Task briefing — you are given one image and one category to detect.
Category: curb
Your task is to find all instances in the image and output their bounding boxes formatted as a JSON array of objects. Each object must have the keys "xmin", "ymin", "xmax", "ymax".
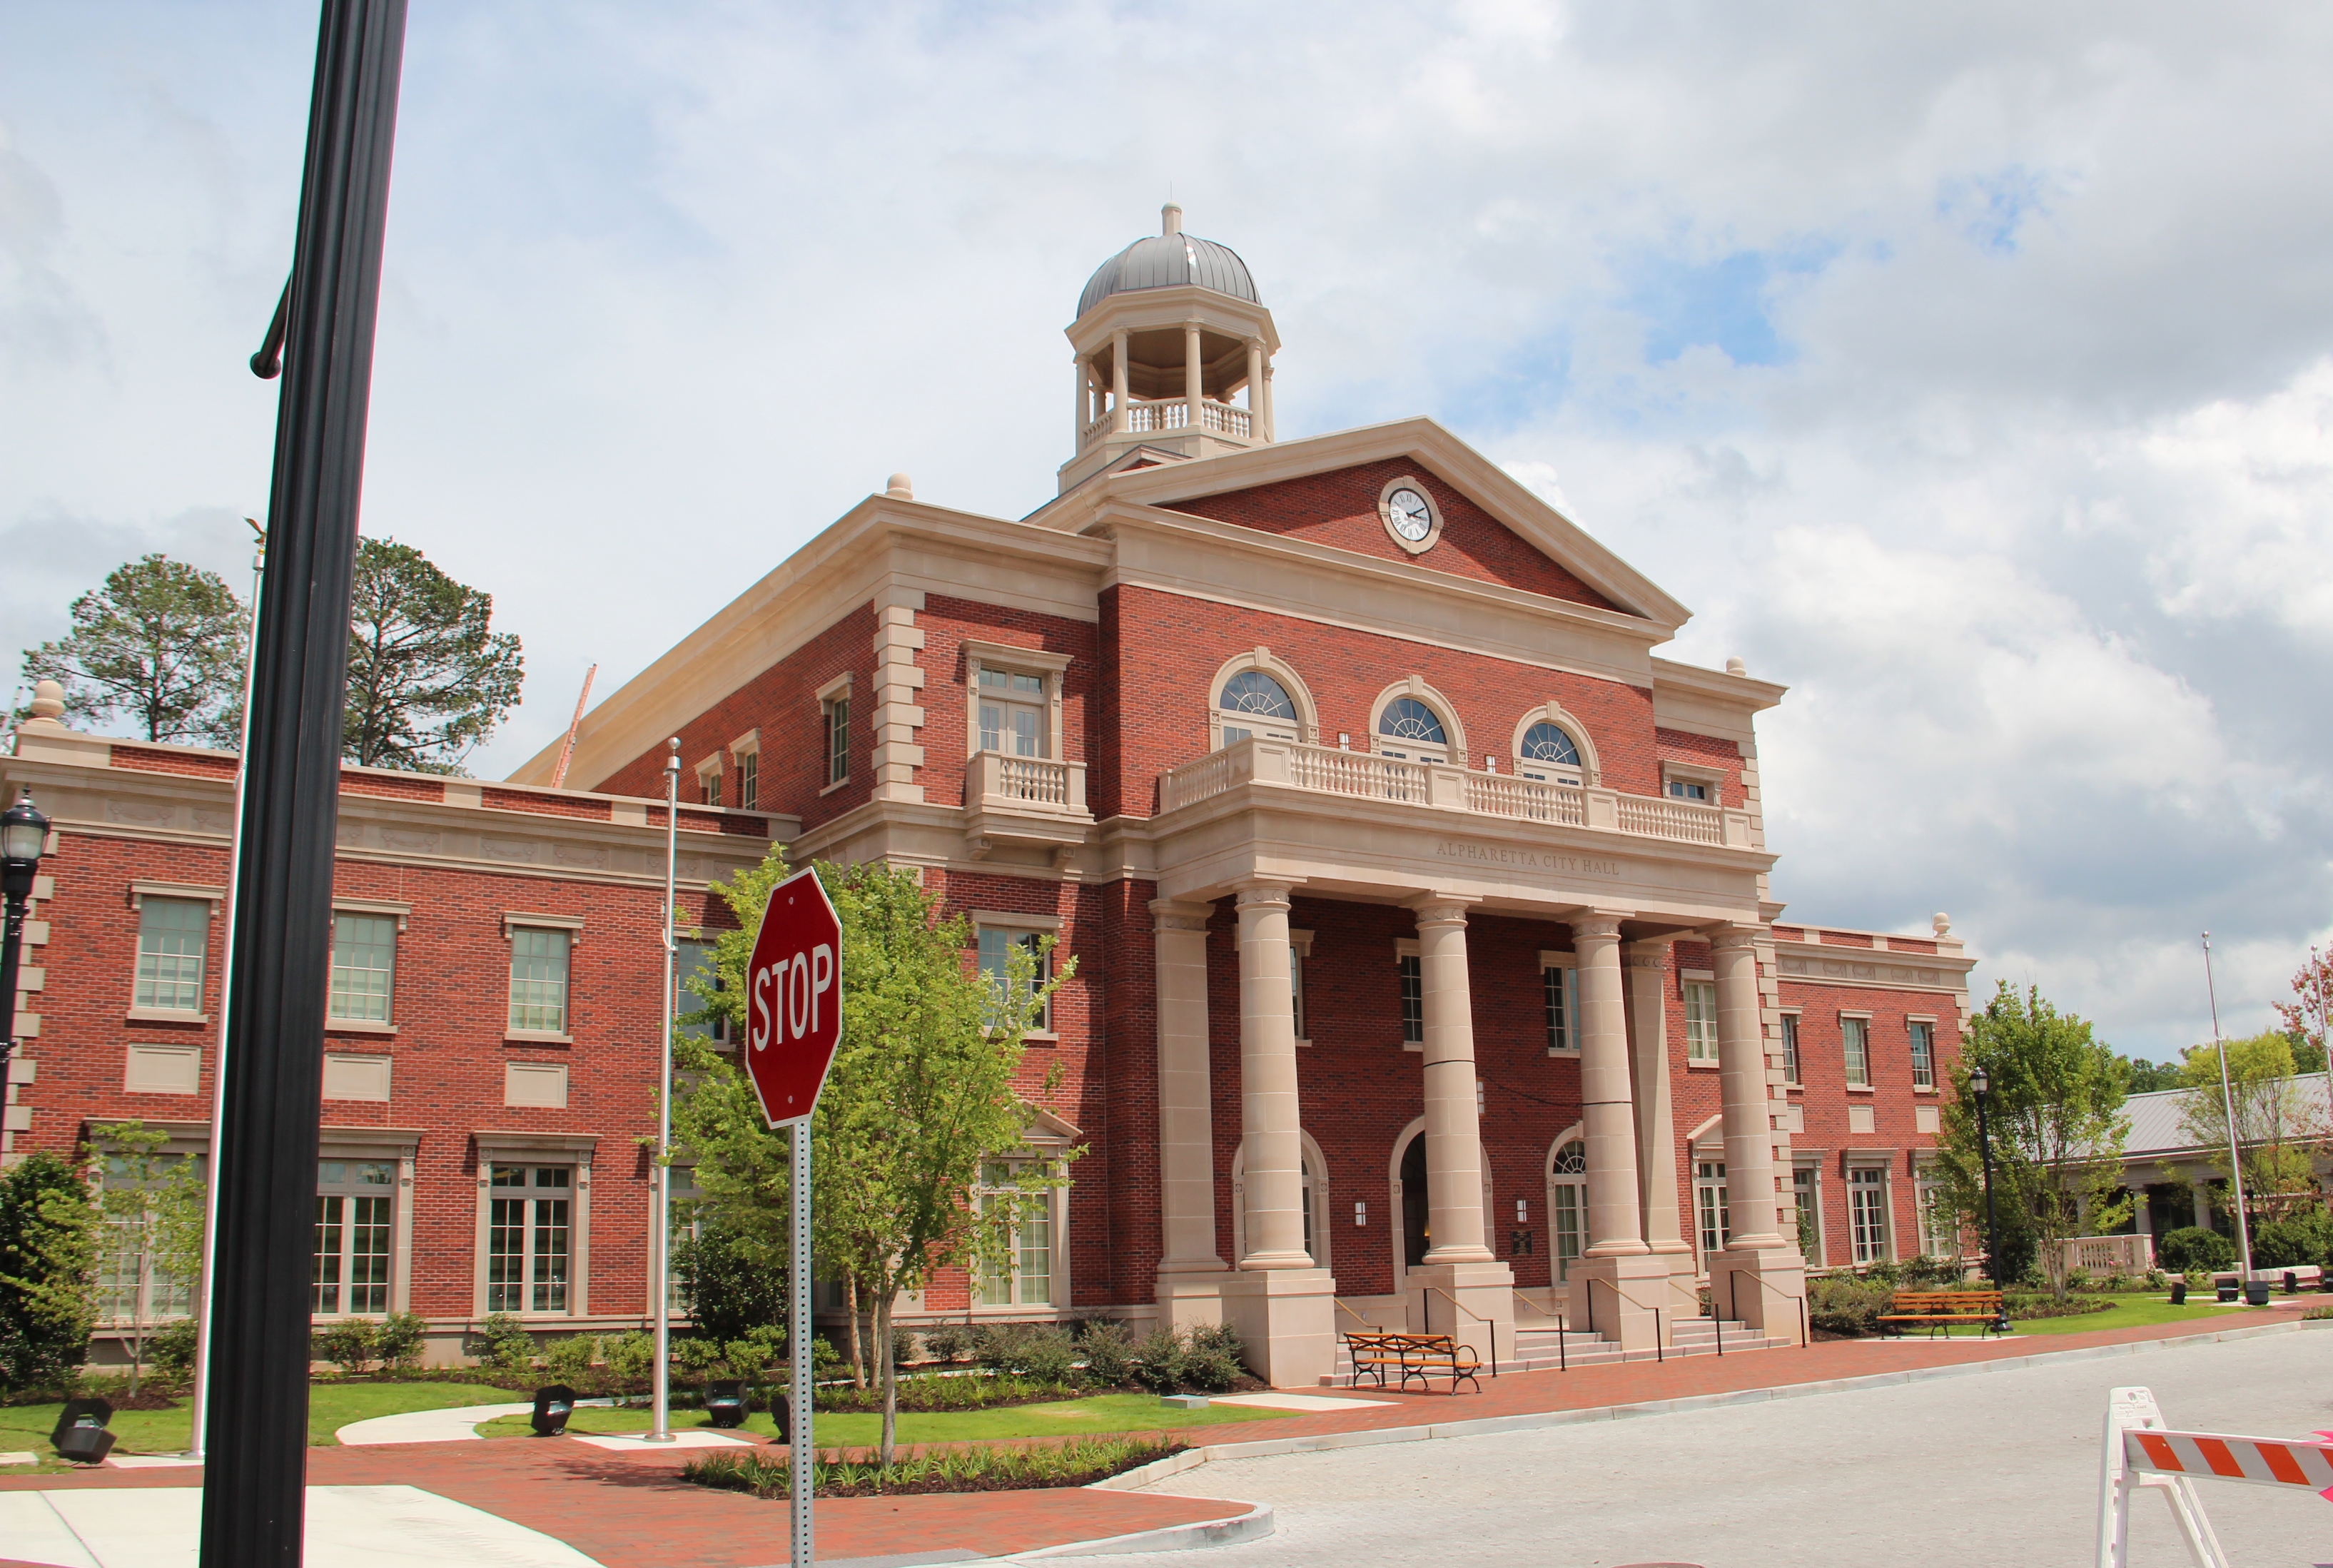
[
  {"xmin": 1091, "ymin": 1317, "xmax": 2327, "ymax": 1490},
  {"xmin": 1011, "ymin": 1500, "xmax": 1275, "ymax": 1559}
]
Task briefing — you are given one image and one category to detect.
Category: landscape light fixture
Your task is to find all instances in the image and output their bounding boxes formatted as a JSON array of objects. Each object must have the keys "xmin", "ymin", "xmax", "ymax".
[
  {"xmin": 531, "ymin": 1385, "xmax": 576, "ymax": 1437},
  {"xmin": 0, "ymin": 789, "xmax": 51, "ymax": 1086},
  {"xmin": 704, "ymin": 1379, "xmax": 747, "ymax": 1430},
  {"xmin": 1969, "ymin": 1065, "xmax": 2011, "ymax": 1332},
  {"xmin": 50, "ymin": 1397, "xmax": 114, "ymax": 1465}
]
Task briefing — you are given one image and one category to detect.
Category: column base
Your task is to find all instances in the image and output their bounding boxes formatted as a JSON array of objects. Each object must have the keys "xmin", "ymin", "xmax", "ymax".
[
  {"xmin": 1154, "ymin": 1270, "xmax": 1229, "ymax": 1334},
  {"xmin": 1568, "ymin": 1252, "xmax": 1676, "ymax": 1352},
  {"xmin": 1404, "ymin": 1259, "xmax": 1516, "ymax": 1365},
  {"xmin": 1707, "ymin": 1245, "xmax": 1806, "ymax": 1338},
  {"xmin": 1215, "ymin": 1267, "xmax": 1337, "ymax": 1389},
  {"xmin": 1649, "ymin": 1242, "xmax": 1700, "ymax": 1322}
]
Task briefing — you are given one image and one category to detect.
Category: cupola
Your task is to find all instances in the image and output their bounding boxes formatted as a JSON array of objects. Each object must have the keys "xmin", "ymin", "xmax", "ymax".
[{"xmin": 1058, "ymin": 204, "xmax": 1280, "ymax": 492}]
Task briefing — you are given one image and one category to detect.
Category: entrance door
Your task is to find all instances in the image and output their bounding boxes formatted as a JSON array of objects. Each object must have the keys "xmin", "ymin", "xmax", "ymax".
[{"xmin": 1399, "ymin": 1132, "xmax": 1429, "ymax": 1269}]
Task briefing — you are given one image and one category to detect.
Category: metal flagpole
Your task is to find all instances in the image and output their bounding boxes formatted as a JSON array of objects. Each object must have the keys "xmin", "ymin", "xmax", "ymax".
[
  {"xmin": 185, "ymin": 525, "xmax": 266, "ymax": 1460},
  {"xmin": 792, "ymin": 1117, "xmax": 814, "ymax": 1565},
  {"xmin": 2202, "ymin": 933, "xmax": 2252, "ymax": 1279},
  {"xmin": 649, "ymin": 740, "xmax": 680, "ymax": 1443}
]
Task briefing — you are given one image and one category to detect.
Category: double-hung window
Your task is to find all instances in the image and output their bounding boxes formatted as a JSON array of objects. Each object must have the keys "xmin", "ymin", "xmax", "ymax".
[
  {"xmin": 1842, "ymin": 1016, "xmax": 1871, "ymax": 1087},
  {"xmin": 978, "ymin": 1160, "xmax": 1054, "ymax": 1307},
  {"xmin": 978, "ymin": 926, "xmax": 1053, "ymax": 1033},
  {"xmin": 1793, "ymin": 1166, "xmax": 1823, "ymax": 1265},
  {"xmin": 1849, "ymin": 1167, "xmax": 1890, "ymax": 1264},
  {"xmin": 1397, "ymin": 949, "xmax": 1423, "ymax": 1045},
  {"xmin": 1684, "ymin": 979, "xmax": 1719, "ymax": 1063},
  {"xmin": 1288, "ymin": 931, "xmax": 1310, "ymax": 1042},
  {"xmin": 1542, "ymin": 958, "xmax": 1580, "ymax": 1054},
  {"xmin": 134, "ymin": 896, "xmax": 208, "ymax": 1013},
  {"xmin": 329, "ymin": 914, "xmax": 398, "ymax": 1025},
  {"xmin": 1909, "ymin": 1020, "xmax": 1935, "ymax": 1088},
  {"xmin": 314, "ymin": 1160, "xmax": 394, "ymax": 1315},
  {"xmin": 824, "ymin": 695, "xmax": 850, "ymax": 784},
  {"xmin": 1695, "ymin": 1160, "xmax": 1731, "ymax": 1257},
  {"xmin": 674, "ymin": 938, "xmax": 733, "ymax": 1047},
  {"xmin": 1781, "ymin": 1013, "xmax": 1801, "ymax": 1083},
  {"xmin": 487, "ymin": 1165, "xmax": 572, "ymax": 1313},
  {"xmin": 96, "ymin": 1151, "xmax": 202, "ymax": 1324},
  {"xmin": 508, "ymin": 926, "xmax": 572, "ymax": 1034},
  {"xmin": 735, "ymin": 748, "xmax": 760, "ymax": 811},
  {"xmin": 1915, "ymin": 1169, "xmax": 1956, "ymax": 1259}
]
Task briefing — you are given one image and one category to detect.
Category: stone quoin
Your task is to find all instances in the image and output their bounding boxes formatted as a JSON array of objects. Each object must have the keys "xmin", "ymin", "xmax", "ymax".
[{"xmin": 4, "ymin": 206, "xmax": 1975, "ymax": 1382}]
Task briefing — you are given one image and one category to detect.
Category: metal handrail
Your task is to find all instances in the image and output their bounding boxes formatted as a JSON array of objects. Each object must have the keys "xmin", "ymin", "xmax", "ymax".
[
  {"xmin": 1511, "ymin": 1290, "xmax": 1569, "ymax": 1372},
  {"xmin": 1582, "ymin": 1275, "xmax": 1666, "ymax": 1362},
  {"xmin": 1726, "ymin": 1268, "xmax": 1811, "ymax": 1348},
  {"xmin": 1332, "ymin": 1295, "xmax": 1375, "ymax": 1327},
  {"xmin": 1422, "ymin": 1286, "xmax": 1499, "ymax": 1377}
]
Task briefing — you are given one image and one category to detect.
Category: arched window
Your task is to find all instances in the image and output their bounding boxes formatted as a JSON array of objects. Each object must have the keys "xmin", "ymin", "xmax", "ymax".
[
  {"xmin": 1377, "ymin": 697, "xmax": 1449, "ymax": 762},
  {"xmin": 1218, "ymin": 669, "xmax": 1300, "ymax": 746},
  {"xmin": 1548, "ymin": 1141, "xmax": 1588, "ymax": 1282},
  {"xmin": 1519, "ymin": 722, "xmax": 1583, "ymax": 784}
]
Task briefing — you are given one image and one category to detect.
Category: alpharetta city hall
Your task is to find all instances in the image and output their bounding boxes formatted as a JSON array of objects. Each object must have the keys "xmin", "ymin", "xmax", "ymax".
[{"xmin": 6, "ymin": 207, "xmax": 1975, "ymax": 1385}]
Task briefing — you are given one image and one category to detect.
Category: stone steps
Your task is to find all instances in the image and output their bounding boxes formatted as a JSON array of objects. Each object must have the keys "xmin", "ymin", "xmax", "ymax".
[{"xmin": 1323, "ymin": 1319, "xmax": 1791, "ymax": 1385}]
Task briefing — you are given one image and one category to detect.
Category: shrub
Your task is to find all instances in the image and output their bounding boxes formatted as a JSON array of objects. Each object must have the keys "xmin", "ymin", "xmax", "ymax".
[
  {"xmin": 921, "ymin": 1323, "xmax": 970, "ymax": 1363},
  {"xmin": 1076, "ymin": 1320, "xmax": 1136, "ymax": 1386},
  {"xmin": 972, "ymin": 1324, "xmax": 1078, "ymax": 1384},
  {"xmin": 540, "ymin": 1334, "xmax": 599, "ymax": 1382},
  {"xmin": 1807, "ymin": 1275, "xmax": 1893, "ymax": 1337},
  {"xmin": 150, "ymin": 1317, "xmax": 200, "ymax": 1379},
  {"xmin": 812, "ymin": 1372, "xmax": 1079, "ymax": 1413},
  {"xmin": 475, "ymin": 1312, "xmax": 537, "ymax": 1373},
  {"xmin": 684, "ymin": 1435, "xmax": 1176, "ymax": 1499},
  {"xmin": 1129, "ymin": 1327, "xmax": 1186, "ymax": 1392},
  {"xmin": 378, "ymin": 1311, "xmax": 429, "ymax": 1371},
  {"xmin": 724, "ymin": 1337, "xmax": 774, "ymax": 1380},
  {"xmin": 2303, "ymin": 1305, "xmax": 2333, "ymax": 1321},
  {"xmin": 675, "ymin": 1220, "xmax": 787, "ymax": 1347},
  {"xmin": 314, "ymin": 1317, "xmax": 380, "ymax": 1376},
  {"xmin": 2251, "ymin": 1212, "xmax": 2333, "ymax": 1270},
  {"xmin": 1901, "ymin": 1255, "xmax": 1970, "ymax": 1289},
  {"xmin": 2157, "ymin": 1227, "xmax": 2237, "ymax": 1273},
  {"xmin": 601, "ymin": 1330, "xmax": 655, "ymax": 1384},
  {"xmin": 891, "ymin": 1324, "xmax": 918, "ymax": 1370},
  {"xmin": 0, "ymin": 1150, "xmax": 98, "ymax": 1395},
  {"xmin": 673, "ymin": 1336, "xmax": 724, "ymax": 1377}
]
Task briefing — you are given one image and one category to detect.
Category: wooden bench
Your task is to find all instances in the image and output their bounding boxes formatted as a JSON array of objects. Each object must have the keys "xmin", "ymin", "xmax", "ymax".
[
  {"xmin": 1876, "ymin": 1289, "xmax": 2007, "ymax": 1338},
  {"xmin": 1344, "ymin": 1331, "xmax": 1484, "ymax": 1394}
]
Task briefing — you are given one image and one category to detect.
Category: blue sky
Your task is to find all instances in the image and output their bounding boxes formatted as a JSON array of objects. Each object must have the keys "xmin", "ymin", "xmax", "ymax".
[{"xmin": 6, "ymin": 0, "xmax": 2333, "ymax": 1059}]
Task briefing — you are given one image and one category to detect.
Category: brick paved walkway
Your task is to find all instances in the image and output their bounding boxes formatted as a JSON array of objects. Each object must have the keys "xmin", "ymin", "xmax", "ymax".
[{"xmin": 0, "ymin": 1300, "xmax": 2312, "ymax": 1567}]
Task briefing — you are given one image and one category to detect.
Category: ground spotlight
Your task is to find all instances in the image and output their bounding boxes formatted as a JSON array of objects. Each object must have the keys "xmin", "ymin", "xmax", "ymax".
[
  {"xmin": 51, "ymin": 1397, "xmax": 114, "ymax": 1465},
  {"xmin": 704, "ymin": 1379, "xmax": 747, "ymax": 1430},
  {"xmin": 532, "ymin": 1384, "xmax": 576, "ymax": 1437}
]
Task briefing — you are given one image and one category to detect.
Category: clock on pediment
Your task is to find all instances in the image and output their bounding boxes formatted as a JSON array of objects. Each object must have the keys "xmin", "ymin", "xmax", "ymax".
[{"xmin": 1377, "ymin": 476, "xmax": 1443, "ymax": 555}]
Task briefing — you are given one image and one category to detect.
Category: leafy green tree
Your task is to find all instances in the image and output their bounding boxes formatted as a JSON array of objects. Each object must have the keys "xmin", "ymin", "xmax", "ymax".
[
  {"xmin": 2277, "ymin": 948, "xmax": 2333, "ymax": 1078},
  {"xmin": 672, "ymin": 851, "xmax": 1073, "ymax": 1465},
  {"xmin": 342, "ymin": 536, "xmax": 524, "ymax": 774},
  {"xmin": 0, "ymin": 1150, "xmax": 98, "ymax": 1394},
  {"xmin": 1935, "ymin": 983, "xmax": 2132, "ymax": 1300},
  {"xmin": 674, "ymin": 1215, "xmax": 788, "ymax": 1347},
  {"xmin": 2172, "ymin": 1032, "xmax": 2327, "ymax": 1251},
  {"xmin": 2120, "ymin": 1053, "xmax": 2185, "ymax": 1094},
  {"xmin": 21, "ymin": 555, "xmax": 247, "ymax": 744}
]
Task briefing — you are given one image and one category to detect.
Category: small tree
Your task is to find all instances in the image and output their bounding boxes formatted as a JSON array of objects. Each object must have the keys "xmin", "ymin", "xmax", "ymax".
[
  {"xmin": 1935, "ymin": 984, "xmax": 2132, "ymax": 1300},
  {"xmin": 672, "ymin": 851, "xmax": 1074, "ymax": 1465},
  {"xmin": 2277, "ymin": 947, "xmax": 2333, "ymax": 1082},
  {"xmin": 2174, "ymin": 1031, "xmax": 2327, "ymax": 1252},
  {"xmin": 342, "ymin": 536, "xmax": 525, "ymax": 774},
  {"xmin": 88, "ymin": 1122, "xmax": 201, "ymax": 1395},
  {"xmin": 21, "ymin": 554, "xmax": 248, "ymax": 745},
  {"xmin": 0, "ymin": 1150, "xmax": 98, "ymax": 1394}
]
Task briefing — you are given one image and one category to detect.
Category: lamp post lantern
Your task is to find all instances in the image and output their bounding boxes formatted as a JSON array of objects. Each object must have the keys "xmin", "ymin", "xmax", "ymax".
[
  {"xmin": 1, "ymin": 789, "xmax": 51, "ymax": 1096},
  {"xmin": 1970, "ymin": 1063, "xmax": 2010, "ymax": 1332}
]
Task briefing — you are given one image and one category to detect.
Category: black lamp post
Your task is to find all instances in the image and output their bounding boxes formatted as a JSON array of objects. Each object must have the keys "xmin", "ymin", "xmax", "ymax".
[
  {"xmin": 0, "ymin": 789, "xmax": 51, "ymax": 1091},
  {"xmin": 1971, "ymin": 1064, "xmax": 2011, "ymax": 1333}
]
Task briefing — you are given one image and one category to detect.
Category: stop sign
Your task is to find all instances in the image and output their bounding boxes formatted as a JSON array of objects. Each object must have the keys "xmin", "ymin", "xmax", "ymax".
[{"xmin": 743, "ymin": 866, "xmax": 844, "ymax": 1128}]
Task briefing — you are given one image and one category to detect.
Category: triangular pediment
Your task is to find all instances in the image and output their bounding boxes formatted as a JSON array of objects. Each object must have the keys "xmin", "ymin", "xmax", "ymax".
[{"xmin": 1090, "ymin": 418, "xmax": 1689, "ymax": 631}]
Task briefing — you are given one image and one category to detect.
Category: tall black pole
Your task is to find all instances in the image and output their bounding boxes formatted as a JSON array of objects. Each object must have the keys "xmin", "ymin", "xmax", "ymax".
[
  {"xmin": 201, "ymin": 3, "xmax": 405, "ymax": 1563},
  {"xmin": 1976, "ymin": 1086, "xmax": 2008, "ymax": 1330}
]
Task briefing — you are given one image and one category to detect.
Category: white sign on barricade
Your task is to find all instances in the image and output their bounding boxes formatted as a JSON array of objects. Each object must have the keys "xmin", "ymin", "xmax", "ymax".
[{"xmin": 2096, "ymin": 1385, "xmax": 2333, "ymax": 1567}]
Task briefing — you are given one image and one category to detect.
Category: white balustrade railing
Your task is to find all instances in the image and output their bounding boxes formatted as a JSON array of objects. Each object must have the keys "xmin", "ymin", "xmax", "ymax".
[
  {"xmin": 1156, "ymin": 738, "xmax": 1746, "ymax": 849},
  {"xmin": 1083, "ymin": 399, "xmax": 1258, "ymax": 448},
  {"xmin": 1614, "ymin": 793, "xmax": 1726, "ymax": 845},
  {"xmin": 967, "ymin": 751, "xmax": 1088, "ymax": 815}
]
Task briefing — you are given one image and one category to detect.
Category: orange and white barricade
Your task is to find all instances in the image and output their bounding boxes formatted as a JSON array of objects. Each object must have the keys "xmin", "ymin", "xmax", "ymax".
[{"xmin": 2097, "ymin": 1385, "xmax": 2333, "ymax": 1567}]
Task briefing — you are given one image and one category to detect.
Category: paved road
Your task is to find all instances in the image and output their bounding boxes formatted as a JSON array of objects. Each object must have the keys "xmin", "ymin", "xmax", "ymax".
[{"xmin": 1085, "ymin": 1331, "xmax": 2333, "ymax": 1568}]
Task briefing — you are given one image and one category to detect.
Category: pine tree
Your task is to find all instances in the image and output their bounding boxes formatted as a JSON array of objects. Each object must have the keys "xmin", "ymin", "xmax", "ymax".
[
  {"xmin": 343, "ymin": 537, "xmax": 524, "ymax": 774},
  {"xmin": 21, "ymin": 555, "xmax": 247, "ymax": 745}
]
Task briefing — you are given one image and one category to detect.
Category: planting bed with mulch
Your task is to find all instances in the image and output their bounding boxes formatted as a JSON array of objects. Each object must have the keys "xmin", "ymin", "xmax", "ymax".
[{"xmin": 683, "ymin": 1437, "xmax": 1182, "ymax": 1498}]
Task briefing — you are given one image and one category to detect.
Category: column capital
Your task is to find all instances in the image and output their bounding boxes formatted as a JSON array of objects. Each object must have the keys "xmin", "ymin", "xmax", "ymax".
[
  {"xmin": 1405, "ymin": 890, "xmax": 1478, "ymax": 929},
  {"xmin": 1233, "ymin": 879, "xmax": 1298, "ymax": 911},
  {"xmin": 1706, "ymin": 922, "xmax": 1763, "ymax": 953},
  {"xmin": 1569, "ymin": 909, "xmax": 1634, "ymax": 942},
  {"xmin": 1624, "ymin": 936, "xmax": 1674, "ymax": 968},
  {"xmin": 1150, "ymin": 897, "xmax": 1214, "ymax": 934}
]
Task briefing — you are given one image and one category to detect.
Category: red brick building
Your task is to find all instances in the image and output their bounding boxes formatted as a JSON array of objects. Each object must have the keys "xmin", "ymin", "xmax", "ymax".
[{"xmin": 2, "ymin": 205, "xmax": 1973, "ymax": 1380}]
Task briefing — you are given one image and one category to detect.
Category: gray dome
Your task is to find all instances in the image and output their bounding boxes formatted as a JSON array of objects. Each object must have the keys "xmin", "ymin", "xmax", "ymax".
[{"xmin": 1078, "ymin": 211, "xmax": 1259, "ymax": 318}]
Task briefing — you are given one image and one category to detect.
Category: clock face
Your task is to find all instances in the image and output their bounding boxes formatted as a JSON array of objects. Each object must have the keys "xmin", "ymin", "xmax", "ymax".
[{"xmin": 1387, "ymin": 488, "xmax": 1432, "ymax": 542}]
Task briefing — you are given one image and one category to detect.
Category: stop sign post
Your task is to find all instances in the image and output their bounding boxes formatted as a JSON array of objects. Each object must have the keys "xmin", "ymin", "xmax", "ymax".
[{"xmin": 745, "ymin": 866, "xmax": 841, "ymax": 1566}]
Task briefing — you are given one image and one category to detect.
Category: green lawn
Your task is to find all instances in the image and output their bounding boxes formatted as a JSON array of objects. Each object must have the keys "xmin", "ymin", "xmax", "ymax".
[
  {"xmin": 1891, "ymin": 1292, "xmax": 2254, "ymax": 1339},
  {"xmin": 0, "ymin": 1381, "xmax": 520, "ymax": 1469},
  {"xmin": 473, "ymin": 1392, "xmax": 1289, "ymax": 1446}
]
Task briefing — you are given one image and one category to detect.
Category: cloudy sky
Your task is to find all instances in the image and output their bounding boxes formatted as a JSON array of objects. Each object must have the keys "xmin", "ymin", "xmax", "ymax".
[{"xmin": 6, "ymin": 1, "xmax": 2329, "ymax": 1059}]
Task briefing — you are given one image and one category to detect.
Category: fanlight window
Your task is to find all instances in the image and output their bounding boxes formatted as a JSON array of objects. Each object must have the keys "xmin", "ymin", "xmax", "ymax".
[
  {"xmin": 1218, "ymin": 669, "xmax": 1300, "ymax": 745},
  {"xmin": 1379, "ymin": 698, "xmax": 1447, "ymax": 747},
  {"xmin": 1519, "ymin": 722, "xmax": 1582, "ymax": 783}
]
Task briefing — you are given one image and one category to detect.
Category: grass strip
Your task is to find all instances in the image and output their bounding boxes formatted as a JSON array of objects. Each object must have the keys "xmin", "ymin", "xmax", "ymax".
[{"xmin": 682, "ymin": 1435, "xmax": 1180, "ymax": 1497}]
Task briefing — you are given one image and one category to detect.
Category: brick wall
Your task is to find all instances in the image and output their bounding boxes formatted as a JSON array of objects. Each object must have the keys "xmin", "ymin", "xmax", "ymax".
[{"xmin": 915, "ymin": 596, "xmax": 1100, "ymax": 814}]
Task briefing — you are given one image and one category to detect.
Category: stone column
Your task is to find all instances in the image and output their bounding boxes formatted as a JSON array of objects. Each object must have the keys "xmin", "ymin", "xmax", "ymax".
[
  {"xmin": 1073, "ymin": 355, "xmax": 1089, "ymax": 438},
  {"xmin": 1184, "ymin": 323, "xmax": 1204, "ymax": 434},
  {"xmin": 1705, "ymin": 924, "xmax": 1803, "ymax": 1333},
  {"xmin": 1626, "ymin": 939, "xmax": 1696, "ymax": 1316},
  {"xmin": 1404, "ymin": 895, "xmax": 1514, "ymax": 1356},
  {"xmin": 1245, "ymin": 339, "xmax": 1265, "ymax": 432},
  {"xmin": 1236, "ymin": 882, "xmax": 1308, "ymax": 1269},
  {"xmin": 1214, "ymin": 880, "xmax": 1334, "ymax": 1387},
  {"xmin": 1262, "ymin": 362, "xmax": 1275, "ymax": 441},
  {"xmin": 1567, "ymin": 911, "xmax": 1666, "ymax": 1350},
  {"xmin": 2192, "ymin": 1180, "xmax": 2212, "ymax": 1229},
  {"xmin": 1151, "ymin": 899, "xmax": 1224, "ymax": 1298},
  {"xmin": 1110, "ymin": 329, "xmax": 1130, "ymax": 432}
]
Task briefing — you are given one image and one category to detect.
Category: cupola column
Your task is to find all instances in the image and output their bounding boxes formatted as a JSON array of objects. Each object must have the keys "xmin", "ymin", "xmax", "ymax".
[
  {"xmin": 1110, "ymin": 329, "xmax": 1130, "ymax": 434},
  {"xmin": 1245, "ymin": 338, "xmax": 1265, "ymax": 431},
  {"xmin": 1262, "ymin": 362, "xmax": 1275, "ymax": 442},
  {"xmin": 1184, "ymin": 323, "xmax": 1204, "ymax": 434},
  {"xmin": 1073, "ymin": 355, "xmax": 1089, "ymax": 439}
]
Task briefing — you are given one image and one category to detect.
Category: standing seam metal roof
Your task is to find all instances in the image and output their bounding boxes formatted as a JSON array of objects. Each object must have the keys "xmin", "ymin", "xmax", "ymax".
[{"xmin": 1078, "ymin": 233, "xmax": 1260, "ymax": 318}]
